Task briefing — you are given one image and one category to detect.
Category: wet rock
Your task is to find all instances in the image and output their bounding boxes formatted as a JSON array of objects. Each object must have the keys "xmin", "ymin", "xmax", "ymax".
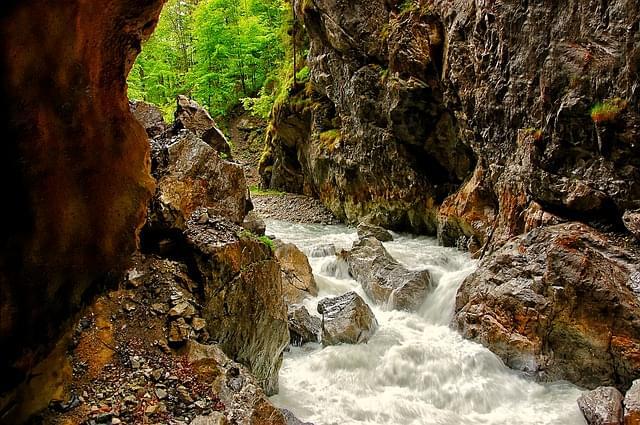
[
  {"xmin": 174, "ymin": 95, "xmax": 231, "ymax": 156},
  {"xmin": 281, "ymin": 409, "xmax": 314, "ymax": 425},
  {"xmin": 356, "ymin": 223, "xmax": 393, "ymax": 242},
  {"xmin": 130, "ymin": 100, "xmax": 166, "ymax": 138},
  {"xmin": 623, "ymin": 210, "xmax": 640, "ymax": 241},
  {"xmin": 242, "ymin": 210, "xmax": 266, "ymax": 236},
  {"xmin": 577, "ymin": 387, "xmax": 623, "ymax": 425},
  {"xmin": 274, "ymin": 241, "xmax": 319, "ymax": 305},
  {"xmin": 146, "ymin": 131, "xmax": 248, "ymax": 236},
  {"xmin": 185, "ymin": 213, "xmax": 289, "ymax": 395},
  {"xmin": 317, "ymin": 292, "xmax": 378, "ymax": 346},
  {"xmin": 345, "ymin": 238, "xmax": 432, "ymax": 311},
  {"xmin": 625, "ymin": 380, "xmax": 640, "ymax": 425},
  {"xmin": 288, "ymin": 306, "xmax": 321, "ymax": 346},
  {"xmin": 455, "ymin": 223, "xmax": 640, "ymax": 390}
]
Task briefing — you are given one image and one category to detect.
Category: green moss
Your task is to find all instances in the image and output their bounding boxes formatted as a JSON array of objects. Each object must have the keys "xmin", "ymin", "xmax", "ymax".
[
  {"xmin": 258, "ymin": 235, "xmax": 275, "ymax": 251},
  {"xmin": 591, "ymin": 97, "xmax": 627, "ymax": 124},
  {"xmin": 319, "ymin": 129, "xmax": 341, "ymax": 152},
  {"xmin": 249, "ymin": 185, "xmax": 285, "ymax": 196},
  {"xmin": 238, "ymin": 229, "xmax": 276, "ymax": 251}
]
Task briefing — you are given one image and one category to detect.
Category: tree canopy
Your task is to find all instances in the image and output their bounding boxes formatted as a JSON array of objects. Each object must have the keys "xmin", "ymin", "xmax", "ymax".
[{"xmin": 128, "ymin": 0, "xmax": 290, "ymax": 118}]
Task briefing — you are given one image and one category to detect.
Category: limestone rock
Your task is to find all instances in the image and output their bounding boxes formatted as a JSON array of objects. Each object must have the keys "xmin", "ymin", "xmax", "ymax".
[
  {"xmin": 130, "ymin": 100, "xmax": 166, "ymax": 138},
  {"xmin": 274, "ymin": 241, "xmax": 319, "ymax": 305},
  {"xmin": 174, "ymin": 95, "xmax": 231, "ymax": 156},
  {"xmin": 288, "ymin": 306, "xmax": 321, "ymax": 346},
  {"xmin": 317, "ymin": 292, "xmax": 378, "ymax": 346},
  {"xmin": 455, "ymin": 223, "xmax": 640, "ymax": 390},
  {"xmin": 625, "ymin": 380, "xmax": 640, "ymax": 425},
  {"xmin": 623, "ymin": 211, "xmax": 640, "ymax": 241},
  {"xmin": 356, "ymin": 223, "xmax": 393, "ymax": 242},
  {"xmin": 577, "ymin": 387, "xmax": 623, "ymax": 425},
  {"xmin": 345, "ymin": 238, "xmax": 432, "ymax": 311},
  {"xmin": 185, "ymin": 212, "xmax": 289, "ymax": 395}
]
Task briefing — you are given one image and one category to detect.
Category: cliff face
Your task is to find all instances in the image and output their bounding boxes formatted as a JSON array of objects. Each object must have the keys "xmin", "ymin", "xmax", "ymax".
[
  {"xmin": 263, "ymin": 0, "xmax": 639, "ymax": 241},
  {"xmin": 0, "ymin": 0, "xmax": 162, "ymax": 413}
]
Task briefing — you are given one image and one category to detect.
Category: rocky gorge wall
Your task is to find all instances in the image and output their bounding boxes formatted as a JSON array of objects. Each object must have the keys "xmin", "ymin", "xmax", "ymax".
[
  {"xmin": 262, "ymin": 0, "xmax": 639, "ymax": 245},
  {"xmin": 261, "ymin": 0, "xmax": 640, "ymax": 392},
  {"xmin": 0, "ymin": 0, "xmax": 164, "ymax": 418}
]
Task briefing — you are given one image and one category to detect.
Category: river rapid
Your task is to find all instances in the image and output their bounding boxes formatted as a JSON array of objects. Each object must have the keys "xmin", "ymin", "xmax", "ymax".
[{"xmin": 267, "ymin": 220, "xmax": 586, "ymax": 425}]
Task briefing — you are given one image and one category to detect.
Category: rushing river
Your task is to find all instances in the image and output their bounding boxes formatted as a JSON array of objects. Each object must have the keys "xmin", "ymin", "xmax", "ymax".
[{"xmin": 266, "ymin": 220, "xmax": 586, "ymax": 425}]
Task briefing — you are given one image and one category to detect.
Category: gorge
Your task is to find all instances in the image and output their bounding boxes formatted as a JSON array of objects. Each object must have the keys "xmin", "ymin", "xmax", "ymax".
[{"xmin": 0, "ymin": 0, "xmax": 639, "ymax": 424}]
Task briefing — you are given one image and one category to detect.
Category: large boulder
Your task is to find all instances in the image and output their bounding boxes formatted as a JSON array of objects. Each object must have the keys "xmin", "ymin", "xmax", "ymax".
[
  {"xmin": 577, "ymin": 387, "xmax": 623, "ymax": 425},
  {"xmin": 184, "ymin": 211, "xmax": 289, "ymax": 395},
  {"xmin": 174, "ymin": 95, "xmax": 231, "ymax": 156},
  {"xmin": 455, "ymin": 223, "xmax": 640, "ymax": 390},
  {"xmin": 288, "ymin": 305, "xmax": 321, "ymax": 346},
  {"xmin": 130, "ymin": 100, "xmax": 167, "ymax": 138},
  {"xmin": 317, "ymin": 292, "xmax": 378, "ymax": 346},
  {"xmin": 345, "ymin": 238, "xmax": 433, "ymax": 311},
  {"xmin": 625, "ymin": 380, "xmax": 640, "ymax": 425},
  {"xmin": 274, "ymin": 241, "xmax": 319, "ymax": 305},
  {"xmin": 146, "ymin": 130, "xmax": 248, "ymax": 236}
]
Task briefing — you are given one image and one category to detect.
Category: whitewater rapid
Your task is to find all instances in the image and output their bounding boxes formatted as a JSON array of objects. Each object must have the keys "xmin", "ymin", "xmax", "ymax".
[{"xmin": 267, "ymin": 220, "xmax": 586, "ymax": 425}]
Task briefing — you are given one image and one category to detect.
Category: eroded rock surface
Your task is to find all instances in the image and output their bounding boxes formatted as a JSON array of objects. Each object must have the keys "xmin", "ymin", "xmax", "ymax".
[
  {"xmin": 578, "ymin": 386, "xmax": 624, "ymax": 425},
  {"xmin": 345, "ymin": 238, "xmax": 432, "ymax": 311},
  {"xmin": 185, "ymin": 211, "xmax": 289, "ymax": 395},
  {"xmin": 317, "ymin": 292, "xmax": 378, "ymax": 346},
  {"xmin": 274, "ymin": 241, "xmax": 319, "ymax": 305},
  {"xmin": 455, "ymin": 223, "xmax": 640, "ymax": 390}
]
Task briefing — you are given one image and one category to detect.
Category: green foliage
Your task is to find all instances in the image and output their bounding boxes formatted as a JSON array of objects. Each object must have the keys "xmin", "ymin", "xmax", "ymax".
[
  {"xmin": 128, "ymin": 0, "xmax": 289, "ymax": 118},
  {"xmin": 258, "ymin": 235, "xmax": 275, "ymax": 251},
  {"xmin": 591, "ymin": 98, "xmax": 627, "ymax": 124}
]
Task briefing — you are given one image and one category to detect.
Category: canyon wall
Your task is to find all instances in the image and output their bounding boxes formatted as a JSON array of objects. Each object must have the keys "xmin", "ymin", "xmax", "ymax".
[{"xmin": 0, "ymin": 0, "xmax": 164, "ymax": 416}]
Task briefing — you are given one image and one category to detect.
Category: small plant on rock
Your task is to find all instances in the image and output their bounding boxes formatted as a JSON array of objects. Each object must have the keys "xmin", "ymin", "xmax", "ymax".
[{"xmin": 591, "ymin": 98, "xmax": 627, "ymax": 124}]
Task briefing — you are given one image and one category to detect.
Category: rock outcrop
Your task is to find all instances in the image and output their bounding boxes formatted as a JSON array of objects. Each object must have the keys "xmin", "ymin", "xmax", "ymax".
[
  {"xmin": 274, "ymin": 241, "xmax": 319, "ymax": 305},
  {"xmin": 130, "ymin": 100, "xmax": 167, "ymax": 138},
  {"xmin": 145, "ymin": 130, "xmax": 248, "ymax": 236},
  {"xmin": 345, "ymin": 238, "xmax": 433, "ymax": 311},
  {"xmin": 317, "ymin": 292, "xmax": 378, "ymax": 346},
  {"xmin": 174, "ymin": 95, "xmax": 231, "ymax": 157},
  {"xmin": 288, "ymin": 305, "xmax": 321, "ymax": 346},
  {"xmin": 185, "ymin": 212, "xmax": 289, "ymax": 395},
  {"xmin": 455, "ymin": 223, "xmax": 640, "ymax": 390},
  {"xmin": 0, "ymin": 0, "xmax": 162, "ymax": 417},
  {"xmin": 578, "ymin": 387, "xmax": 624, "ymax": 425}
]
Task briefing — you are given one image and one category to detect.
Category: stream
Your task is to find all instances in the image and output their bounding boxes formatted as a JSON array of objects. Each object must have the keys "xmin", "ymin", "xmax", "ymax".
[{"xmin": 266, "ymin": 220, "xmax": 587, "ymax": 425}]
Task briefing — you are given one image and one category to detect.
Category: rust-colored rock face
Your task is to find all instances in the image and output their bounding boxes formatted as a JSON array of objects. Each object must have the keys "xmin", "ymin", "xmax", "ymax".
[{"xmin": 0, "ymin": 0, "xmax": 162, "ymax": 405}]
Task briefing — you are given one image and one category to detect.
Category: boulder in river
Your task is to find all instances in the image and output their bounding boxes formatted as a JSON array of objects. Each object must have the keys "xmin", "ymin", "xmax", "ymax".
[
  {"xmin": 288, "ymin": 305, "xmax": 321, "ymax": 346},
  {"xmin": 317, "ymin": 292, "xmax": 378, "ymax": 346},
  {"xmin": 455, "ymin": 222, "xmax": 640, "ymax": 390},
  {"xmin": 625, "ymin": 380, "xmax": 640, "ymax": 425},
  {"xmin": 577, "ymin": 386, "xmax": 623, "ymax": 425},
  {"xmin": 356, "ymin": 222, "xmax": 393, "ymax": 242},
  {"xmin": 345, "ymin": 238, "xmax": 432, "ymax": 311},
  {"xmin": 275, "ymin": 240, "xmax": 319, "ymax": 305}
]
